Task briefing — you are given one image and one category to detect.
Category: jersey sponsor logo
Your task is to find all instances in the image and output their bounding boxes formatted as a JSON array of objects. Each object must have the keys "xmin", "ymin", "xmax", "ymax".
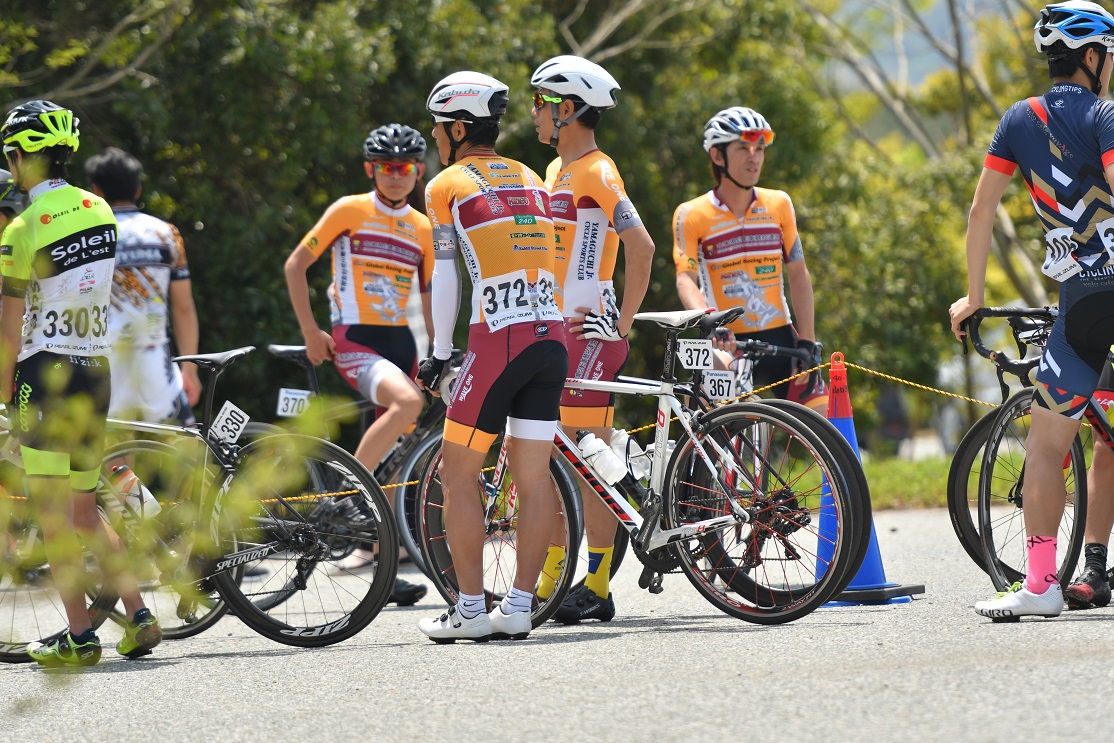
[
  {"xmin": 489, "ymin": 173, "xmax": 518, "ymax": 178},
  {"xmin": 78, "ymin": 267, "xmax": 97, "ymax": 294},
  {"xmin": 47, "ymin": 224, "xmax": 117, "ymax": 269},
  {"xmin": 309, "ymin": 237, "xmax": 318, "ymax": 248},
  {"xmin": 755, "ymin": 265, "xmax": 776, "ymax": 275},
  {"xmin": 82, "ymin": 199, "xmax": 92, "ymax": 208},
  {"xmin": 752, "ymin": 206, "xmax": 767, "ymax": 214},
  {"xmin": 457, "ymin": 374, "xmax": 474, "ymax": 402},
  {"xmin": 509, "ymin": 232, "xmax": 545, "ymax": 239},
  {"xmin": 40, "ymin": 214, "xmax": 52, "ymax": 225},
  {"xmin": 487, "ymin": 162, "xmax": 509, "ymax": 170},
  {"xmin": 398, "ymin": 220, "xmax": 414, "ymax": 230},
  {"xmin": 461, "ymin": 163, "xmax": 505, "ymax": 215},
  {"xmin": 577, "ymin": 221, "xmax": 600, "ymax": 280},
  {"xmin": 512, "ymin": 244, "xmax": 546, "ymax": 251},
  {"xmin": 534, "ymin": 322, "xmax": 549, "ymax": 337},
  {"xmin": 513, "ymin": 213, "xmax": 535, "ymax": 223},
  {"xmin": 1052, "ymin": 98, "xmax": 1065, "ymax": 109},
  {"xmin": 0, "ymin": 244, "xmax": 10, "ymax": 256},
  {"xmin": 508, "ymin": 197, "xmax": 530, "ymax": 206},
  {"xmin": 551, "ymin": 199, "xmax": 570, "ymax": 212}
]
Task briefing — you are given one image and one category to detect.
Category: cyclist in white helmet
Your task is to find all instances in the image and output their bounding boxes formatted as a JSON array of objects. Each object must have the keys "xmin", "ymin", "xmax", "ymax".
[
  {"xmin": 674, "ymin": 106, "xmax": 827, "ymax": 410},
  {"xmin": 951, "ymin": 0, "xmax": 1114, "ymax": 619},
  {"xmin": 528, "ymin": 54, "xmax": 655, "ymax": 624},
  {"xmin": 417, "ymin": 71, "xmax": 569, "ymax": 642}
]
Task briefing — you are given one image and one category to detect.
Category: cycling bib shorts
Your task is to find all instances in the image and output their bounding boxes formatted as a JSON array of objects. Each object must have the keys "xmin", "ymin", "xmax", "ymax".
[{"xmin": 559, "ymin": 325, "xmax": 629, "ymax": 428}]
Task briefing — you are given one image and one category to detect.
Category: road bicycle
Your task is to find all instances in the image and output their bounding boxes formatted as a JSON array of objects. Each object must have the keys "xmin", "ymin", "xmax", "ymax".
[
  {"xmin": 265, "ymin": 344, "xmax": 451, "ymax": 579},
  {"xmin": 956, "ymin": 307, "xmax": 1110, "ymax": 591},
  {"xmin": 414, "ymin": 307, "xmax": 872, "ymax": 626},
  {"xmin": 0, "ymin": 346, "xmax": 398, "ymax": 660}
]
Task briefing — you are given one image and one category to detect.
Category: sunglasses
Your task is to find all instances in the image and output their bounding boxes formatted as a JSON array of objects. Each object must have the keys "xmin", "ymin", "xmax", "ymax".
[
  {"xmin": 533, "ymin": 91, "xmax": 563, "ymax": 109},
  {"xmin": 739, "ymin": 130, "xmax": 774, "ymax": 146},
  {"xmin": 373, "ymin": 161, "xmax": 418, "ymax": 177}
]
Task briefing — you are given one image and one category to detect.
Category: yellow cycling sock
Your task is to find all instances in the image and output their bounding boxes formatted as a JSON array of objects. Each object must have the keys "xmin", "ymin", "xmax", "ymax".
[
  {"xmin": 585, "ymin": 546, "xmax": 614, "ymax": 599},
  {"xmin": 536, "ymin": 545, "xmax": 566, "ymax": 600}
]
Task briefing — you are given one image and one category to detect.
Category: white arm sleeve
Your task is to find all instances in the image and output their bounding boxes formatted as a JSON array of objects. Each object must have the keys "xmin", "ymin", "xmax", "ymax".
[{"xmin": 430, "ymin": 254, "xmax": 461, "ymax": 361}]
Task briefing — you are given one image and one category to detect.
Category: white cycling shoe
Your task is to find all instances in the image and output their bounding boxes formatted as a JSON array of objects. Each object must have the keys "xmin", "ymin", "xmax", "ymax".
[
  {"xmin": 974, "ymin": 582, "xmax": 1064, "ymax": 622},
  {"xmin": 489, "ymin": 605, "xmax": 532, "ymax": 641},
  {"xmin": 419, "ymin": 606, "xmax": 491, "ymax": 643}
]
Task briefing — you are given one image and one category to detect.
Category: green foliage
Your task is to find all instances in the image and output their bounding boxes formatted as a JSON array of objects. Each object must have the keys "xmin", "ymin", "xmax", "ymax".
[
  {"xmin": 0, "ymin": 0, "xmax": 1014, "ymax": 446},
  {"xmin": 861, "ymin": 455, "xmax": 950, "ymax": 510}
]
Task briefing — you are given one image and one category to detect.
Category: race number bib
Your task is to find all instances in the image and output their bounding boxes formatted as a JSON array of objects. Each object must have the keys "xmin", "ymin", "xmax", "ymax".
[
  {"xmin": 212, "ymin": 400, "xmax": 250, "ymax": 443},
  {"xmin": 275, "ymin": 388, "xmax": 311, "ymax": 418},
  {"xmin": 702, "ymin": 370, "xmax": 734, "ymax": 401},
  {"xmin": 1042, "ymin": 227, "xmax": 1083, "ymax": 282},
  {"xmin": 676, "ymin": 339, "xmax": 715, "ymax": 370},
  {"xmin": 479, "ymin": 268, "xmax": 560, "ymax": 331}
]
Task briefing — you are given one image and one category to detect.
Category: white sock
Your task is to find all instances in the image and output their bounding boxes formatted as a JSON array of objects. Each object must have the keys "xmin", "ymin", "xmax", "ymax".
[
  {"xmin": 457, "ymin": 592, "xmax": 486, "ymax": 619},
  {"xmin": 499, "ymin": 587, "xmax": 533, "ymax": 615}
]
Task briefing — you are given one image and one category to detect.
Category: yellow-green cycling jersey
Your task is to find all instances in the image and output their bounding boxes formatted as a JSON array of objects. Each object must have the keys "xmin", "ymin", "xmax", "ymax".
[{"xmin": 0, "ymin": 179, "xmax": 116, "ymax": 361}]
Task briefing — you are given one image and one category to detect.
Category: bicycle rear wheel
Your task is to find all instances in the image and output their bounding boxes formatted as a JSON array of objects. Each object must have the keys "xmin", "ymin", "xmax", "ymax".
[
  {"xmin": 392, "ymin": 428, "xmax": 444, "ymax": 581},
  {"xmin": 211, "ymin": 433, "xmax": 397, "ymax": 647},
  {"xmin": 663, "ymin": 402, "xmax": 864, "ymax": 624},
  {"xmin": 759, "ymin": 399, "xmax": 873, "ymax": 593},
  {"xmin": 416, "ymin": 436, "xmax": 580, "ymax": 627},
  {"xmin": 977, "ymin": 389, "xmax": 1087, "ymax": 591},
  {"xmin": 98, "ymin": 437, "xmax": 233, "ymax": 640}
]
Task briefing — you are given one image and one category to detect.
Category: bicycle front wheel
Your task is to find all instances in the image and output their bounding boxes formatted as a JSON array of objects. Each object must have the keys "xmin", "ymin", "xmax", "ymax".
[
  {"xmin": 416, "ymin": 436, "xmax": 580, "ymax": 627},
  {"xmin": 946, "ymin": 411, "xmax": 997, "ymax": 574},
  {"xmin": 977, "ymin": 389, "xmax": 1087, "ymax": 591},
  {"xmin": 211, "ymin": 434, "xmax": 398, "ymax": 647},
  {"xmin": 662, "ymin": 402, "xmax": 864, "ymax": 624}
]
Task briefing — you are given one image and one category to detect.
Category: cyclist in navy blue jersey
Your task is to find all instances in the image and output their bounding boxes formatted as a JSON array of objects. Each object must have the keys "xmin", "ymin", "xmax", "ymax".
[{"xmin": 951, "ymin": 1, "xmax": 1114, "ymax": 619}]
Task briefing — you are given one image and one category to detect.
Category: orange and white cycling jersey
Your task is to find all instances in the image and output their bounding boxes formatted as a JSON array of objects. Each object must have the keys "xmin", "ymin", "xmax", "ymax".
[
  {"xmin": 545, "ymin": 151, "xmax": 643, "ymax": 318},
  {"xmin": 673, "ymin": 187, "xmax": 802, "ymax": 334},
  {"xmin": 298, "ymin": 191, "xmax": 433, "ymax": 327},
  {"xmin": 425, "ymin": 154, "xmax": 561, "ymax": 330}
]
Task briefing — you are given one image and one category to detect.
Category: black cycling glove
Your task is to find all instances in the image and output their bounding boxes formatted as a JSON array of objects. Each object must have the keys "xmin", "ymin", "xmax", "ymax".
[{"xmin": 417, "ymin": 356, "xmax": 450, "ymax": 392}]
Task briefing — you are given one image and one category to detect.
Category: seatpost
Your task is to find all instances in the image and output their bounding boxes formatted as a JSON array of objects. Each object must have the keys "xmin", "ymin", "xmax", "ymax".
[{"xmin": 661, "ymin": 328, "xmax": 680, "ymax": 384}]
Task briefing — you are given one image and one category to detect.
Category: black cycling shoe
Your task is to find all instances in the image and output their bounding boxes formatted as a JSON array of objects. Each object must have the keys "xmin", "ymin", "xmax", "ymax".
[
  {"xmin": 1065, "ymin": 566, "xmax": 1112, "ymax": 609},
  {"xmin": 390, "ymin": 578, "xmax": 428, "ymax": 607},
  {"xmin": 554, "ymin": 585, "xmax": 615, "ymax": 624}
]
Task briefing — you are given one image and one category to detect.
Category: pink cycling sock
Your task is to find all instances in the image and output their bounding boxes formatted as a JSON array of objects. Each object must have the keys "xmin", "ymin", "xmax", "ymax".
[{"xmin": 1025, "ymin": 536, "xmax": 1058, "ymax": 594}]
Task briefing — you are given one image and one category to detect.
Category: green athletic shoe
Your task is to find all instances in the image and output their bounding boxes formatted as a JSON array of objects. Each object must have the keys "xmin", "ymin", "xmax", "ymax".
[
  {"xmin": 28, "ymin": 631, "xmax": 102, "ymax": 668},
  {"xmin": 116, "ymin": 610, "xmax": 162, "ymax": 659}
]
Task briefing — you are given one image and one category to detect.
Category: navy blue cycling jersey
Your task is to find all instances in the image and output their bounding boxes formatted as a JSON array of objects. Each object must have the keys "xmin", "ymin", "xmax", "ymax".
[{"xmin": 987, "ymin": 82, "xmax": 1114, "ymax": 275}]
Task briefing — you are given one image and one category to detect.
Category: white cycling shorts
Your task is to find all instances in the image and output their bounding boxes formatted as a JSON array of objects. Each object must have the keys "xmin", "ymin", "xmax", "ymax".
[{"xmin": 108, "ymin": 342, "xmax": 186, "ymax": 423}]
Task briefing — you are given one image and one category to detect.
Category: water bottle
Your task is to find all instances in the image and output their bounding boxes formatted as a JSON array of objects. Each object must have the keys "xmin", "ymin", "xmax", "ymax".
[
  {"xmin": 644, "ymin": 439, "xmax": 676, "ymax": 478},
  {"xmin": 577, "ymin": 431, "xmax": 629, "ymax": 486},
  {"xmin": 110, "ymin": 465, "xmax": 162, "ymax": 519},
  {"xmin": 609, "ymin": 429, "xmax": 651, "ymax": 481}
]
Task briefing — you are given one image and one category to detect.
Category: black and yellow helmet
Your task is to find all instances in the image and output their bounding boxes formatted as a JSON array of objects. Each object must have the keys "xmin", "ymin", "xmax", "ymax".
[{"xmin": 1, "ymin": 100, "xmax": 80, "ymax": 154}]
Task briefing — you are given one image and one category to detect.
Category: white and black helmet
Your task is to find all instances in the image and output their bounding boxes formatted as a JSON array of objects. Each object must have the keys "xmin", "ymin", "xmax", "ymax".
[
  {"xmin": 703, "ymin": 107, "xmax": 775, "ymax": 152},
  {"xmin": 1034, "ymin": 1, "xmax": 1114, "ymax": 54},
  {"xmin": 426, "ymin": 71, "xmax": 509, "ymax": 123},
  {"xmin": 530, "ymin": 55, "xmax": 620, "ymax": 109}
]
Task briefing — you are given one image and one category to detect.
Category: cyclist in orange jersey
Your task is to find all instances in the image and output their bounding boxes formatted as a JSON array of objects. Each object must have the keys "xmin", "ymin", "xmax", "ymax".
[
  {"xmin": 416, "ymin": 71, "xmax": 569, "ymax": 643},
  {"xmin": 285, "ymin": 123, "xmax": 432, "ymax": 605},
  {"xmin": 673, "ymin": 107, "xmax": 826, "ymax": 409},
  {"xmin": 529, "ymin": 55, "xmax": 655, "ymax": 624}
]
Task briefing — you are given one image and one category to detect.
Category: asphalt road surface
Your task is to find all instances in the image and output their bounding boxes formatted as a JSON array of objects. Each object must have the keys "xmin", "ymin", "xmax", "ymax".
[{"xmin": 4, "ymin": 508, "xmax": 1113, "ymax": 743}]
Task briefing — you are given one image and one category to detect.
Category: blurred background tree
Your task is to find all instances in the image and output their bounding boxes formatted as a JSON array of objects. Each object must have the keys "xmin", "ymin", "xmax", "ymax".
[{"xmin": 0, "ymin": 0, "xmax": 1054, "ymax": 454}]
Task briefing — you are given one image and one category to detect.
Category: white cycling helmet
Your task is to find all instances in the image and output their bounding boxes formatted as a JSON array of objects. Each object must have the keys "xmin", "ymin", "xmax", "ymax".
[
  {"xmin": 1034, "ymin": 1, "xmax": 1114, "ymax": 53},
  {"xmin": 530, "ymin": 55, "xmax": 620, "ymax": 109},
  {"xmin": 426, "ymin": 71, "xmax": 509, "ymax": 123},
  {"xmin": 703, "ymin": 107, "xmax": 775, "ymax": 152}
]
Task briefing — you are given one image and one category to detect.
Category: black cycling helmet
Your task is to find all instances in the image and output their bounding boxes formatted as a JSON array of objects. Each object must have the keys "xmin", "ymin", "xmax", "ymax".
[
  {"xmin": 1, "ymin": 99, "xmax": 80, "ymax": 154},
  {"xmin": 363, "ymin": 124, "xmax": 427, "ymax": 161},
  {"xmin": 0, "ymin": 168, "xmax": 26, "ymax": 216}
]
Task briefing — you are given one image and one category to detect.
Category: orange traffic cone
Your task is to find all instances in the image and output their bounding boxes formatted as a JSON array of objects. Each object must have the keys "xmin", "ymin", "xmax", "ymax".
[{"xmin": 824, "ymin": 353, "xmax": 924, "ymax": 604}]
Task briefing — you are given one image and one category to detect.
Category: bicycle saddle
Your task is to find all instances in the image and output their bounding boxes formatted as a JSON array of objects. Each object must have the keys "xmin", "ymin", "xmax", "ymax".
[
  {"xmin": 268, "ymin": 344, "xmax": 313, "ymax": 366},
  {"xmin": 634, "ymin": 308, "xmax": 713, "ymax": 329},
  {"xmin": 174, "ymin": 346, "xmax": 256, "ymax": 371}
]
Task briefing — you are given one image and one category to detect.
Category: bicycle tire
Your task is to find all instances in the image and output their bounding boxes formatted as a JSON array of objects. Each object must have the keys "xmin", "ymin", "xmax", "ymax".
[
  {"xmin": 98, "ymin": 438, "xmax": 234, "ymax": 640},
  {"xmin": 977, "ymin": 389, "xmax": 1087, "ymax": 591},
  {"xmin": 415, "ymin": 437, "xmax": 580, "ymax": 627},
  {"xmin": 662, "ymin": 402, "xmax": 863, "ymax": 624},
  {"xmin": 392, "ymin": 428, "xmax": 445, "ymax": 581},
  {"xmin": 211, "ymin": 433, "xmax": 398, "ymax": 647},
  {"xmin": 759, "ymin": 399, "xmax": 873, "ymax": 594},
  {"xmin": 0, "ymin": 472, "xmax": 117, "ymax": 662},
  {"xmin": 946, "ymin": 411, "xmax": 997, "ymax": 573}
]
